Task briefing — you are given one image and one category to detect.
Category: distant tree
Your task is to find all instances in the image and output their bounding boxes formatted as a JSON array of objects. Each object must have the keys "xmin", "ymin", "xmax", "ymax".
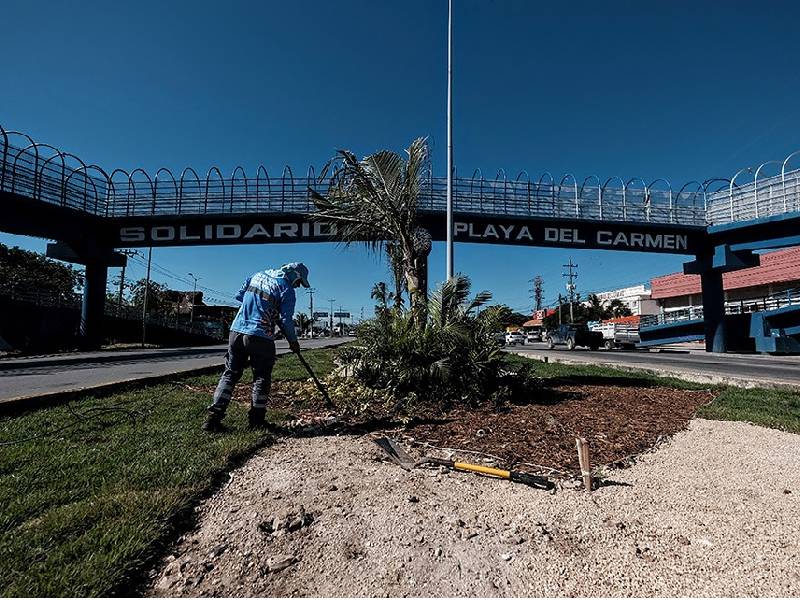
[
  {"xmin": 481, "ymin": 304, "xmax": 529, "ymax": 328},
  {"xmin": 0, "ymin": 242, "xmax": 82, "ymax": 299},
  {"xmin": 129, "ymin": 279, "xmax": 170, "ymax": 316},
  {"xmin": 295, "ymin": 312, "xmax": 312, "ymax": 335},
  {"xmin": 608, "ymin": 299, "xmax": 632, "ymax": 318},
  {"xmin": 371, "ymin": 281, "xmax": 394, "ymax": 316}
]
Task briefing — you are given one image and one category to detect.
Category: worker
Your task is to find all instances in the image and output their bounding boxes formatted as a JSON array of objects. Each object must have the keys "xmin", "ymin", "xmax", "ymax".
[{"xmin": 203, "ymin": 262, "xmax": 310, "ymax": 432}]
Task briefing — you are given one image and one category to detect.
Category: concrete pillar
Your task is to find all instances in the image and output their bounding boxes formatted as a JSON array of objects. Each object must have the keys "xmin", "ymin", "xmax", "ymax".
[
  {"xmin": 80, "ymin": 261, "xmax": 108, "ymax": 350},
  {"xmin": 700, "ymin": 268, "xmax": 726, "ymax": 353}
]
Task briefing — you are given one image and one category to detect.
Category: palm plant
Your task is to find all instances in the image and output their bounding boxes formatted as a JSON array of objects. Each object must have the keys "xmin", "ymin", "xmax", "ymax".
[
  {"xmin": 340, "ymin": 275, "xmax": 531, "ymax": 414},
  {"xmin": 295, "ymin": 312, "xmax": 312, "ymax": 336},
  {"xmin": 311, "ymin": 138, "xmax": 430, "ymax": 320}
]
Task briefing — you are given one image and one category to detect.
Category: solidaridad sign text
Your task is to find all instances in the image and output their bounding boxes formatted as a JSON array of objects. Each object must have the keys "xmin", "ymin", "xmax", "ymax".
[{"xmin": 118, "ymin": 221, "xmax": 689, "ymax": 251}]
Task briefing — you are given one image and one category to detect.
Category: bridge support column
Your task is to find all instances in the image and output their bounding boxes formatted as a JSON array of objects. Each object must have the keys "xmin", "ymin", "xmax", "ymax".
[
  {"xmin": 47, "ymin": 242, "xmax": 128, "ymax": 351},
  {"xmin": 684, "ymin": 245, "xmax": 760, "ymax": 353},
  {"xmin": 699, "ymin": 268, "xmax": 726, "ymax": 353},
  {"xmin": 80, "ymin": 260, "xmax": 108, "ymax": 350}
]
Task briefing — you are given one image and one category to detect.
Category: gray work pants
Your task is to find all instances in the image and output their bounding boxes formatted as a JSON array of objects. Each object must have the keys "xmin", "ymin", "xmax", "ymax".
[{"xmin": 209, "ymin": 331, "xmax": 276, "ymax": 415}]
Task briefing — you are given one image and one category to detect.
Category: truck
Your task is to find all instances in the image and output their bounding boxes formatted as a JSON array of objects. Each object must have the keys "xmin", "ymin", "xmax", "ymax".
[
  {"xmin": 544, "ymin": 324, "xmax": 604, "ymax": 350},
  {"xmin": 591, "ymin": 322, "xmax": 640, "ymax": 350}
]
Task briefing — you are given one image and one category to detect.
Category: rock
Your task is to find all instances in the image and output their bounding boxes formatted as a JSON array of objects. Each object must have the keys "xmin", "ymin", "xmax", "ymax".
[
  {"xmin": 288, "ymin": 517, "xmax": 304, "ymax": 532},
  {"xmin": 258, "ymin": 519, "xmax": 275, "ymax": 534},
  {"xmin": 267, "ymin": 555, "xmax": 298, "ymax": 573},
  {"xmin": 202, "ymin": 561, "xmax": 215, "ymax": 572},
  {"xmin": 210, "ymin": 544, "xmax": 227, "ymax": 558},
  {"xmin": 784, "ymin": 489, "xmax": 792, "ymax": 494},
  {"xmin": 408, "ymin": 495, "xmax": 419, "ymax": 503},
  {"xmin": 328, "ymin": 484, "xmax": 338, "ymax": 491},
  {"xmin": 434, "ymin": 547, "xmax": 443, "ymax": 557},
  {"xmin": 456, "ymin": 518, "xmax": 466, "ymax": 528}
]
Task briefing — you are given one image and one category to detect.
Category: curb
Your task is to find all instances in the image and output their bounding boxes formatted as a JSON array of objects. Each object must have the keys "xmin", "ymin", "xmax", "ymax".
[
  {"xmin": 0, "ymin": 347, "xmax": 226, "ymax": 372},
  {"xmin": 0, "ymin": 364, "xmax": 224, "ymax": 416},
  {"xmin": 515, "ymin": 351, "xmax": 800, "ymax": 391}
]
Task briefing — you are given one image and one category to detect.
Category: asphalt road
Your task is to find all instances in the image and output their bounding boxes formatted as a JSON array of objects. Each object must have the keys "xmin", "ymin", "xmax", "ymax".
[
  {"xmin": 0, "ymin": 338, "xmax": 351, "ymax": 404},
  {"xmin": 509, "ymin": 342, "xmax": 800, "ymax": 388}
]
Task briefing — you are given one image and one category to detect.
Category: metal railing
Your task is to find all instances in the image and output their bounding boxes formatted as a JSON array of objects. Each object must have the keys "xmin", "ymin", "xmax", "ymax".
[
  {"xmin": 640, "ymin": 287, "xmax": 800, "ymax": 328},
  {"xmin": 0, "ymin": 285, "xmax": 225, "ymax": 340},
  {"xmin": 3, "ymin": 124, "xmax": 799, "ymax": 228}
]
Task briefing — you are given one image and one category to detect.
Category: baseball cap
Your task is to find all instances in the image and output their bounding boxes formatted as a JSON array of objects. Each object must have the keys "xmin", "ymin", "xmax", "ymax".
[{"xmin": 283, "ymin": 262, "xmax": 310, "ymax": 288}]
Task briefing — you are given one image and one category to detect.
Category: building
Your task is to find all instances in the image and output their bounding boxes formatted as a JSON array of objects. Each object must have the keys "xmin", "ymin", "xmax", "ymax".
[
  {"xmin": 650, "ymin": 247, "xmax": 800, "ymax": 313},
  {"xmin": 592, "ymin": 284, "xmax": 659, "ymax": 316}
]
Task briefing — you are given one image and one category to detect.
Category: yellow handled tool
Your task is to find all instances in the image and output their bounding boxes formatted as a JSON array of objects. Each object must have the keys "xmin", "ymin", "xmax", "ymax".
[{"xmin": 423, "ymin": 457, "xmax": 554, "ymax": 490}]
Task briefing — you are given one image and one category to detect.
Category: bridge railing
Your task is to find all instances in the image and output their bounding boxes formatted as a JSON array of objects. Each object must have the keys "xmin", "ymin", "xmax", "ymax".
[
  {"xmin": 3, "ymin": 123, "xmax": 797, "ymax": 227},
  {"xmin": 640, "ymin": 287, "xmax": 800, "ymax": 329}
]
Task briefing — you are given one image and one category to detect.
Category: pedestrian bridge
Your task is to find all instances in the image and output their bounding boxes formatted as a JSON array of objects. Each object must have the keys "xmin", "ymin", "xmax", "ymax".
[{"xmin": 3, "ymin": 124, "xmax": 800, "ymax": 351}]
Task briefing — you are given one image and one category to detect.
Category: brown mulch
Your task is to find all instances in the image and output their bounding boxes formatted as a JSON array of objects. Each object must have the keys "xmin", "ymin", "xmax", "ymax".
[
  {"xmin": 190, "ymin": 380, "xmax": 716, "ymax": 476},
  {"xmin": 401, "ymin": 384, "xmax": 716, "ymax": 474}
]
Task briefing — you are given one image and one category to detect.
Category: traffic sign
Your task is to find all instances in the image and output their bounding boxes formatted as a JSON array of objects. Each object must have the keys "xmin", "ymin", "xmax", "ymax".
[{"xmin": 312, "ymin": 312, "xmax": 328, "ymax": 318}]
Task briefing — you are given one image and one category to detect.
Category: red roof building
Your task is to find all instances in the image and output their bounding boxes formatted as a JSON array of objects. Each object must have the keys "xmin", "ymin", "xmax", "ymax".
[{"xmin": 650, "ymin": 247, "xmax": 800, "ymax": 310}]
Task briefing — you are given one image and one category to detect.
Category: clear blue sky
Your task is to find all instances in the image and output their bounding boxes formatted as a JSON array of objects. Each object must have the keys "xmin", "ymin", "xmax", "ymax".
[{"xmin": 2, "ymin": 0, "xmax": 799, "ymax": 316}]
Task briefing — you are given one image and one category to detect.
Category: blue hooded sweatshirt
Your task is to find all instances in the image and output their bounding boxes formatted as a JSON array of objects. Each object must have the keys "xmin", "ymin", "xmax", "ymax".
[{"xmin": 230, "ymin": 265, "xmax": 306, "ymax": 342}]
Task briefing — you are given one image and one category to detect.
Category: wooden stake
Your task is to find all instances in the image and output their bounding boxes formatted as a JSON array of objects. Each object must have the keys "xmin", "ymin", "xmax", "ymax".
[{"xmin": 576, "ymin": 437, "xmax": 592, "ymax": 491}]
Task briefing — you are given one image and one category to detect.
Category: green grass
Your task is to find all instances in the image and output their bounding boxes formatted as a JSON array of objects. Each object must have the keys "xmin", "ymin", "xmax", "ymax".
[
  {"xmin": 505, "ymin": 351, "xmax": 800, "ymax": 433},
  {"xmin": 0, "ymin": 347, "xmax": 336, "ymax": 597},
  {"xmin": 2, "ymin": 346, "xmax": 798, "ymax": 596}
]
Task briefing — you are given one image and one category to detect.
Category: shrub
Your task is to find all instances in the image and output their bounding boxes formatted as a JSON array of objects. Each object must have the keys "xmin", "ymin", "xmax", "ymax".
[{"xmin": 337, "ymin": 275, "xmax": 537, "ymax": 415}]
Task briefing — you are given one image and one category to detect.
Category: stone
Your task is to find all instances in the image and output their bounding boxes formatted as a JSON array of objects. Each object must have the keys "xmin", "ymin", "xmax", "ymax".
[
  {"xmin": 210, "ymin": 544, "xmax": 227, "ymax": 558},
  {"xmin": 267, "ymin": 554, "xmax": 298, "ymax": 573},
  {"xmin": 408, "ymin": 495, "xmax": 419, "ymax": 503}
]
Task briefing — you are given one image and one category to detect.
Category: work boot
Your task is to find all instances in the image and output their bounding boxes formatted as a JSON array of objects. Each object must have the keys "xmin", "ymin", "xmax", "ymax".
[
  {"xmin": 202, "ymin": 409, "xmax": 225, "ymax": 433},
  {"xmin": 248, "ymin": 407, "xmax": 267, "ymax": 430}
]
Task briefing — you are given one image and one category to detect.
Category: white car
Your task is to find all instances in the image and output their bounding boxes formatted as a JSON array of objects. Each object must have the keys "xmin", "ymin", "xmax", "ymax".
[
  {"xmin": 505, "ymin": 331, "xmax": 525, "ymax": 345},
  {"xmin": 525, "ymin": 330, "xmax": 542, "ymax": 344}
]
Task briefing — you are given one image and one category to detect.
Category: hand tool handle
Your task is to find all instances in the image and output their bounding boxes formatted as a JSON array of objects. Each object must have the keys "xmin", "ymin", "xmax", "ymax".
[{"xmin": 425, "ymin": 457, "xmax": 553, "ymax": 490}]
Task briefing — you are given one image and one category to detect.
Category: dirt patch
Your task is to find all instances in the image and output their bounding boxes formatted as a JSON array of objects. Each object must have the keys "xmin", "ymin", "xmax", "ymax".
[
  {"xmin": 147, "ymin": 421, "xmax": 800, "ymax": 597},
  {"xmin": 197, "ymin": 380, "xmax": 715, "ymax": 475}
]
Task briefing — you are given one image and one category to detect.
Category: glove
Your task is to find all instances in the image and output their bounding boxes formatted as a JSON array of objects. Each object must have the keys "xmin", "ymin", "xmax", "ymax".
[{"xmin": 289, "ymin": 340, "xmax": 301, "ymax": 353}]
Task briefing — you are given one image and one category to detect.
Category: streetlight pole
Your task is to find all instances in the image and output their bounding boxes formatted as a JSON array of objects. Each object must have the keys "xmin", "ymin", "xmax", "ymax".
[
  {"xmin": 328, "ymin": 298, "xmax": 335, "ymax": 337},
  {"xmin": 445, "ymin": 0, "xmax": 454, "ymax": 281},
  {"xmin": 188, "ymin": 272, "xmax": 199, "ymax": 324}
]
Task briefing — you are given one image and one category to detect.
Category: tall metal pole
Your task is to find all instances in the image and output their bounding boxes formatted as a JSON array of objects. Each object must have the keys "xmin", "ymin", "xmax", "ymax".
[
  {"xmin": 188, "ymin": 272, "xmax": 199, "ymax": 324},
  {"xmin": 445, "ymin": 0, "xmax": 454, "ymax": 280}
]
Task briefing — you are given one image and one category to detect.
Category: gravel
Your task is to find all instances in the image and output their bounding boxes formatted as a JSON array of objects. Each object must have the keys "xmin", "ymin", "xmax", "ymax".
[{"xmin": 147, "ymin": 419, "xmax": 800, "ymax": 597}]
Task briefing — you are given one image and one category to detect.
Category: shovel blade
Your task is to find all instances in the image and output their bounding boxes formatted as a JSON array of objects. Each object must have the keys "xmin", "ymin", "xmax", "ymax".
[{"xmin": 373, "ymin": 437, "xmax": 415, "ymax": 471}]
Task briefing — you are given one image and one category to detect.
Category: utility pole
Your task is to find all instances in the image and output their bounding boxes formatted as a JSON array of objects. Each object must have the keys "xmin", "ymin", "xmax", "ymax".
[
  {"xmin": 562, "ymin": 258, "xmax": 578, "ymax": 323},
  {"xmin": 328, "ymin": 298, "xmax": 335, "ymax": 337},
  {"xmin": 529, "ymin": 275, "xmax": 544, "ymax": 312},
  {"xmin": 558, "ymin": 293, "xmax": 563, "ymax": 325},
  {"xmin": 188, "ymin": 272, "xmax": 200, "ymax": 325},
  {"xmin": 360, "ymin": 306, "xmax": 364, "ymax": 323},
  {"xmin": 117, "ymin": 249, "xmax": 136, "ymax": 315},
  {"xmin": 307, "ymin": 288, "xmax": 315, "ymax": 338},
  {"xmin": 141, "ymin": 246, "xmax": 153, "ymax": 347}
]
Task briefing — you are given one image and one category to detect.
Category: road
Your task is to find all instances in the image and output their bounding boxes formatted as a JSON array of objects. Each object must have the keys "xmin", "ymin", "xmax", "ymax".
[
  {"xmin": 509, "ymin": 342, "xmax": 800, "ymax": 388},
  {"xmin": 0, "ymin": 338, "xmax": 351, "ymax": 405}
]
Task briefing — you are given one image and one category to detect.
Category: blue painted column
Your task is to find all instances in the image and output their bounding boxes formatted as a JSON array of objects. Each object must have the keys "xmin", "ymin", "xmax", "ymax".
[
  {"xmin": 80, "ymin": 260, "xmax": 108, "ymax": 350},
  {"xmin": 700, "ymin": 267, "xmax": 726, "ymax": 353}
]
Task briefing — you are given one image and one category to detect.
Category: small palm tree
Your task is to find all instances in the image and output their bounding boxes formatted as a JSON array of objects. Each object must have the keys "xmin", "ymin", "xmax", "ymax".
[
  {"xmin": 295, "ymin": 312, "xmax": 312, "ymax": 336},
  {"xmin": 311, "ymin": 138, "xmax": 429, "ymax": 320},
  {"xmin": 370, "ymin": 282, "xmax": 394, "ymax": 315}
]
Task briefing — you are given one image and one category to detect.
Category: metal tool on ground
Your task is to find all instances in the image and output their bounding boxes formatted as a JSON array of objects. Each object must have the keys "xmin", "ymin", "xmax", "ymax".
[
  {"xmin": 276, "ymin": 321, "xmax": 334, "ymax": 408},
  {"xmin": 373, "ymin": 437, "xmax": 554, "ymax": 490}
]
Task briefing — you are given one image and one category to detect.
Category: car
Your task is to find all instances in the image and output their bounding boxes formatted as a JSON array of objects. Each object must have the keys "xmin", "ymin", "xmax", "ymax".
[
  {"xmin": 525, "ymin": 329, "xmax": 542, "ymax": 344},
  {"xmin": 505, "ymin": 330, "xmax": 525, "ymax": 345},
  {"xmin": 493, "ymin": 332, "xmax": 506, "ymax": 346},
  {"xmin": 544, "ymin": 324, "xmax": 604, "ymax": 351}
]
